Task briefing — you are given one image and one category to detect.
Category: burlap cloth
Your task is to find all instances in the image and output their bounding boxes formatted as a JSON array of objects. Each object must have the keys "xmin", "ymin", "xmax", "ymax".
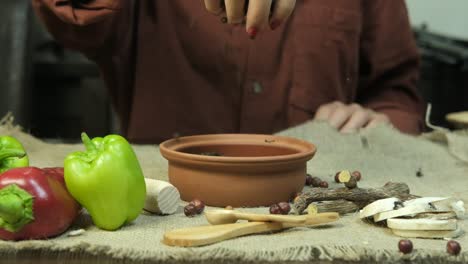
[{"xmin": 0, "ymin": 118, "xmax": 467, "ymax": 264}]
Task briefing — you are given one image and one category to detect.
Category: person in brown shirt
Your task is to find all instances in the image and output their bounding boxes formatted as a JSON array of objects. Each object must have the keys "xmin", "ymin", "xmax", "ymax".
[{"xmin": 32, "ymin": 0, "xmax": 425, "ymax": 143}]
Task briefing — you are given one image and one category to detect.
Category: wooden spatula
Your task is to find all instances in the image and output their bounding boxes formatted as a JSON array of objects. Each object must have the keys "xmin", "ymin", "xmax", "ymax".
[
  {"xmin": 163, "ymin": 212, "xmax": 339, "ymax": 247},
  {"xmin": 204, "ymin": 209, "xmax": 307, "ymax": 225}
]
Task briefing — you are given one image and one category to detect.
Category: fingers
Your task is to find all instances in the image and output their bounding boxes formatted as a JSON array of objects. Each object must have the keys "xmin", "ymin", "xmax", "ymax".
[
  {"xmin": 204, "ymin": 0, "xmax": 224, "ymax": 15},
  {"xmin": 340, "ymin": 108, "xmax": 373, "ymax": 133},
  {"xmin": 269, "ymin": 0, "xmax": 296, "ymax": 30},
  {"xmin": 245, "ymin": 0, "xmax": 273, "ymax": 38},
  {"xmin": 224, "ymin": 0, "xmax": 246, "ymax": 24},
  {"xmin": 204, "ymin": 0, "xmax": 296, "ymax": 38},
  {"xmin": 314, "ymin": 101, "xmax": 343, "ymax": 121},
  {"xmin": 328, "ymin": 104, "xmax": 358, "ymax": 129},
  {"xmin": 314, "ymin": 102, "xmax": 391, "ymax": 133},
  {"xmin": 366, "ymin": 114, "xmax": 390, "ymax": 129}
]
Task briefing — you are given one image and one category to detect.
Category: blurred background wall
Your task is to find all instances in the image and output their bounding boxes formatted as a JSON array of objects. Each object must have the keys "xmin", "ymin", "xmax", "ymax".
[
  {"xmin": 407, "ymin": 0, "xmax": 468, "ymax": 128},
  {"xmin": 0, "ymin": 0, "xmax": 467, "ymax": 140},
  {"xmin": 0, "ymin": 0, "xmax": 117, "ymax": 142},
  {"xmin": 406, "ymin": 0, "xmax": 468, "ymax": 41}
]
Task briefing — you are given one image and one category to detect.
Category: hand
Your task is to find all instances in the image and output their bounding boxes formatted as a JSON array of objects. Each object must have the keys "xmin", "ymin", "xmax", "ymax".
[
  {"xmin": 203, "ymin": 0, "xmax": 296, "ymax": 38},
  {"xmin": 313, "ymin": 101, "xmax": 391, "ymax": 133}
]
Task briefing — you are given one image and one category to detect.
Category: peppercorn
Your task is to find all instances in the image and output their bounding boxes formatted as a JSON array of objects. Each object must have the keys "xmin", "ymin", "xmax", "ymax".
[
  {"xmin": 305, "ymin": 174, "xmax": 313, "ymax": 186},
  {"xmin": 189, "ymin": 199, "xmax": 205, "ymax": 214},
  {"xmin": 416, "ymin": 168, "xmax": 423, "ymax": 178},
  {"xmin": 345, "ymin": 176, "xmax": 358, "ymax": 189},
  {"xmin": 398, "ymin": 239, "xmax": 413, "ymax": 254},
  {"xmin": 334, "ymin": 172, "xmax": 340, "ymax": 183},
  {"xmin": 351, "ymin": 171, "xmax": 362, "ymax": 181},
  {"xmin": 319, "ymin": 181, "xmax": 329, "ymax": 188},
  {"xmin": 269, "ymin": 204, "xmax": 281, "ymax": 214},
  {"xmin": 184, "ymin": 204, "xmax": 198, "ymax": 217},
  {"xmin": 269, "ymin": 202, "xmax": 291, "ymax": 215},
  {"xmin": 311, "ymin": 177, "xmax": 322, "ymax": 187},
  {"xmin": 446, "ymin": 240, "xmax": 461, "ymax": 255},
  {"xmin": 277, "ymin": 202, "xmax": 291, "ymax": 214}
]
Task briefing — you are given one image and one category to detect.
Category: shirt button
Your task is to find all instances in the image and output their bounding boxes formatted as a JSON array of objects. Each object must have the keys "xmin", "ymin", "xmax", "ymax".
[
  {"xmin": 252, "ymin": 81, "xmax": 263, "ymax": 94},
  {"xmin": 172, "ymin": 132, "xmax": 181, "ymax": 139}
]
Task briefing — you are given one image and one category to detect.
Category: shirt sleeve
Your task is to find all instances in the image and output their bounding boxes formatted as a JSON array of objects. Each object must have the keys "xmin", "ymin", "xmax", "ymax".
[
  {"xmin": 357, "ymin": 0, "xmax": 426, "ymax": 135},
  {"xmin": 32, "ymin": 0, "xmax": 123, "ymax": 59}
]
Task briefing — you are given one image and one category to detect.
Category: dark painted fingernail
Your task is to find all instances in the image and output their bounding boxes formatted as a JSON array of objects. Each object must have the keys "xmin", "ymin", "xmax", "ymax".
[
  {"xmin": 270, "ymin": 20, "xmax": 282, "ymax": 30},
  {"xmin": 247, "ymin": 27, "xmax": 258, "ymax": 39},
  {"xmin": 221, "ymin": 17, "xmax": 228, "ymax": 23}
]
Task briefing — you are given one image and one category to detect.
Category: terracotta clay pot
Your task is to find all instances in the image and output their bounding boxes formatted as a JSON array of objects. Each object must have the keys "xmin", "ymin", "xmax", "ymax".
[{"xmin": 159, "ymin": 134, "xmax": 316, "ymax": 207}]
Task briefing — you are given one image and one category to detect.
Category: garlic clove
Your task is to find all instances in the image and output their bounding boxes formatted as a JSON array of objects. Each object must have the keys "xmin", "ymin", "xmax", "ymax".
[
  {"xmin": 412, "ymin": 211, "xmax": 457, "ymax": 220},
  {"xmin": 451, "ymin": 200, "xmax": 466, "ymax": 219},
  {"xmin": 373, "ymin": 201, "xmax": 449, "ymax": 222},
  {"xmin": 359, "ymin": 197, "xmax": 400, "ymax": 219},
  {"xmin": 403, "ymin": 197, "xmax": 450, "ymax": 207},
  {"xmin": 387, "ymin": 218, "xmax": 457, "ymax": 231},
  {"xmin": 391, "ymin": 227, "xmax": 462, "ymax": 239}
]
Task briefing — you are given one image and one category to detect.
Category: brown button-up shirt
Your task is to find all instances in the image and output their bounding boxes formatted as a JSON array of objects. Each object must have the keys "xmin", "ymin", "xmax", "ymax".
[{"xmin": 33, "ymin": 0, "xmax": 425, "ymax": 143}]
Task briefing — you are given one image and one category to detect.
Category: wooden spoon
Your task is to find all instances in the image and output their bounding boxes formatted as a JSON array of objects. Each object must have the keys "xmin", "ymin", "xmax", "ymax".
[
  {"xmin": 204, "ymin": 209, "xmax": 307, "ymax": 225},
  {"xmin": 163, "ymin": 212, "xmax": 339, "ymax": 247}
]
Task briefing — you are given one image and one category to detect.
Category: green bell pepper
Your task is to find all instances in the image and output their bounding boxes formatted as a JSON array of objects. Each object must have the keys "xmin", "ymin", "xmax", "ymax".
[
  {"xmin": 0, "ymin": 136, "xmax": 29, "ymax": 174},
  {"xmin": 64, "ymin": 132, "xmax": 146, "ymax": 231}
]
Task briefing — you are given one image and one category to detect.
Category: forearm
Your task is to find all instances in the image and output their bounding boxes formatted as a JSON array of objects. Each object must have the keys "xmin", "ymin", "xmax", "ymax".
[{"xmin": 378, "ymin": 108, "xmax": 423, "ymax": 135}]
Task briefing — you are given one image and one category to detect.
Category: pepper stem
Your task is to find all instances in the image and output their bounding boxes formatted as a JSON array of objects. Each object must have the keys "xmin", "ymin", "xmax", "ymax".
[
  {"xmin": 0, "ymin": 149, "xmax": 26, "ymax": 161},
  {"xmin": 0, "ymin": 184, "xmax": 34, "ymax": 232},
  {"xmin": 81, "ymin": 132, "xmax": 96, "ymax": 152}
]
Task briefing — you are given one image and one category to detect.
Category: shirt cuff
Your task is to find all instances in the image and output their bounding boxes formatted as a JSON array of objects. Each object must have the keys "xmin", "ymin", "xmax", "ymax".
[{"xmin": 380, "ymin": 108, "xmax": 425, "ymax": 135}]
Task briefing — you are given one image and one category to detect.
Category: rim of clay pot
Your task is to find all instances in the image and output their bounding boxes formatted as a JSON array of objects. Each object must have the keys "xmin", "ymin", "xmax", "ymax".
[{"xmin": 159, "ymin": 134, "xmax": 316, "ymax": 164}]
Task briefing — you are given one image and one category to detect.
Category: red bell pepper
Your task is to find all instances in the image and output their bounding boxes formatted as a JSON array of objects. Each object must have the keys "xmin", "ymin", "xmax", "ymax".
[{"xmin": 0, "ymin": 167, "xmax": 81, "ymax": 240}]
